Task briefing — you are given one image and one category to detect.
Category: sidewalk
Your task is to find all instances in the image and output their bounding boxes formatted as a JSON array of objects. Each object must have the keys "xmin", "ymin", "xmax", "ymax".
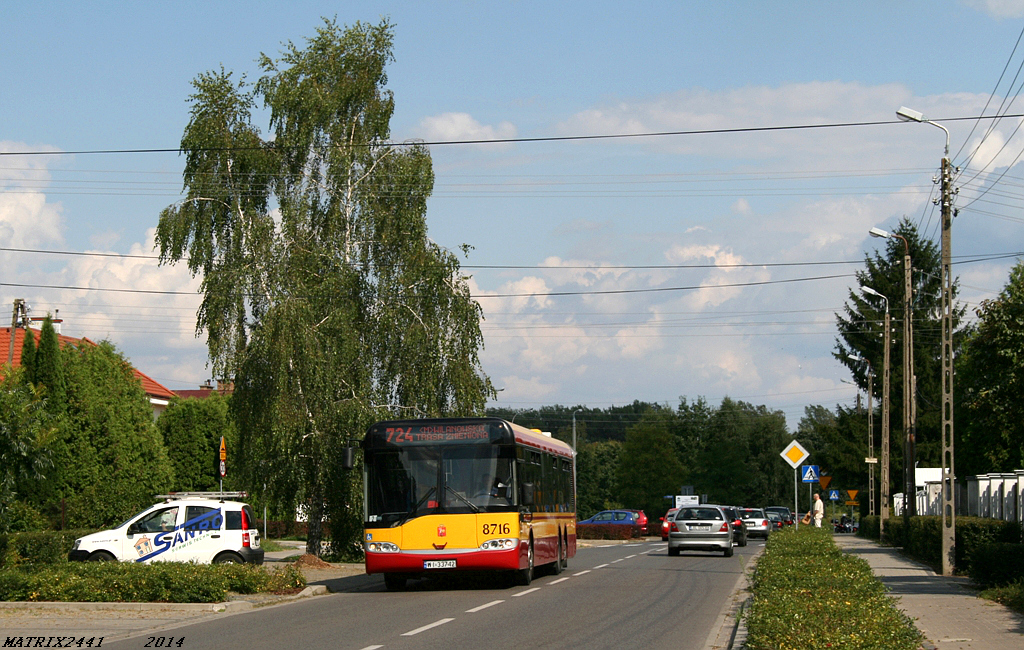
[{"xmin": 834, "ymin": 535, "xmax": 1024, "ymax": 650}]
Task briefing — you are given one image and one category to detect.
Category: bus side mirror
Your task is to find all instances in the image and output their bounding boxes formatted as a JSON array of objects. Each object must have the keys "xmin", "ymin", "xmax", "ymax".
[
  {"xmin": 342, "ymin": 446, "xmax": 355, "ymax": 471},
  {"xmin": 521, "ymin": 482, "xmax": 535, "ymax": 506}
]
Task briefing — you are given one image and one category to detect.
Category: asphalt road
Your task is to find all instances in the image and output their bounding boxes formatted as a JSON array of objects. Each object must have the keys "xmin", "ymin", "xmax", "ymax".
[{"xmin": 92, "ymin": 539, "xmax": 759, "ymax": 650}]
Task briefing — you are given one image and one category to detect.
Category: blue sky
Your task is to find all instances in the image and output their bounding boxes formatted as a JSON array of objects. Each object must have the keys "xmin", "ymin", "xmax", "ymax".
[{"xmin": 3, "ymin": 1, "xmax": 1024, "ymax": 427}]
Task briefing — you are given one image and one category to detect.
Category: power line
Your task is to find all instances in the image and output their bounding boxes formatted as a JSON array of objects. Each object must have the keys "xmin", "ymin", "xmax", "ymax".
[{"xmin": 5, "ymin": 114, "xmax": 1022, "ymax": 158}]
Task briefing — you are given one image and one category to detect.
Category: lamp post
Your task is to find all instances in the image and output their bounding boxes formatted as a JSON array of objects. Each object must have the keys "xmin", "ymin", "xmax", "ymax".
[
  {"xmin": 870, "ymin": 226, "xmax": 916, "ymax": 522},
  {"xmin": 850, "ymin": 355, "xmax": 876, "ymax": 516},
  {"xmin": 897, "ymin": 105, "xmax": 956, "ymax": 576},
  {"xmin": 862, "ymin": 285, "xmax": 891, "ymax": 536}
]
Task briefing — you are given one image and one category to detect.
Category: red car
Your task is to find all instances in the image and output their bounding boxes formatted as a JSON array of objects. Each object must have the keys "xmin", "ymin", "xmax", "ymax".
[
  {"xmin": 628, "ymin": 510, "xmax": 649, "ymax": 535},
  {"xmin": 660, "ymin": 507, "xmax": 679, "ymax": 541}
]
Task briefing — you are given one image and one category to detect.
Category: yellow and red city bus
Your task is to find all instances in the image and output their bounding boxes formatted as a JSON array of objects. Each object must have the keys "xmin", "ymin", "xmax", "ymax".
[{"xmin": 360, "ymin": 417, "xmax": 575, "ymax": 590}]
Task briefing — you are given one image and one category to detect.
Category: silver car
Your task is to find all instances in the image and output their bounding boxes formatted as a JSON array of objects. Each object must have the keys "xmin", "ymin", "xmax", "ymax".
[
  {"xmin": 667, "ymin": 505, "xmax": 734, "ymax": 557},
  {"xmin": 739, "ymin": 507, "xmax": 771, "ymax": 539}
]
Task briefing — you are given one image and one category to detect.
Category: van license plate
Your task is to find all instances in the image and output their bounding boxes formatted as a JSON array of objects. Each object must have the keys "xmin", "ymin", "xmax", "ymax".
[{"xmin": 423, "ymin": 560, "xmax": 456, "ymax": 569}]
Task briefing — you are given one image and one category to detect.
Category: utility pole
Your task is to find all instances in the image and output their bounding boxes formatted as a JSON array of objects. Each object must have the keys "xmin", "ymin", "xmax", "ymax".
[
  {"xmin": 895, "ymin": 105, "xmax": 955, "ymax": 574},
  {"xmin": 862, "ymin": 286, "xmax": 890, "ymax": 537},
  {"xmin": 902, "ymin": 240, "xmax": 916, "ymax": 523},
  {"xmin": 867, "ymin": 365, "xmax": 875, "ymax": 516},
  {"xmin": 7, "ymin": 298, "xmax": 26, "ymax": 365},
  {"xmin": 939, "ymin": 155, "xmax": 956, "ymax": 576}
]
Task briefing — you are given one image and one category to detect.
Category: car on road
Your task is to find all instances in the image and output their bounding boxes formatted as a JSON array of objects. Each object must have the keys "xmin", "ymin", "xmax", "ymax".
[
  {"xmin": 765, "ymin": 511, "xmax": 785, "ymax": 531},
  {"xmin": 660, "ymin": 507, "xmax": 679, "ymax": 541},
  {"xmin": 69, "ymin": 492, "xmax": 264, "ymax": 565},
  {"xmin": 667, "ymin": 505, "xmax": 734, "ymax": 557},
  {"xmin": 764, "ymin": 506, "xmax": 794, "ymax": 526},
  {"xmin": 628, "ymin": 509, "xmax": 649, "ymax": 535},
  {"xmin": 739, "ymin": 508, "xmax": 772, "ymax": 539},
  {"xmin": 720, "ymin": 506, "xmax": 747, "ymax": 547},
  {"xmin": 578, "ymin": 509, "xmax": 641, "ymax": 526}
]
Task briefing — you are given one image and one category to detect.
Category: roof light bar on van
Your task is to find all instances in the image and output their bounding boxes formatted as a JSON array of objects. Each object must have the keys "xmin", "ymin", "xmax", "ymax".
[{"xmin": 155, "ymin": 491, "xmax": 249, "ymax": 501}]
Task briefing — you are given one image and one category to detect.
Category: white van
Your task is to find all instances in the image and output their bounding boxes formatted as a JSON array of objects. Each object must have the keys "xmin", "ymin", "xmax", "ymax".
[{"xmin": 69, "ymin": 492, "xmax": 264, "ymax": 564}]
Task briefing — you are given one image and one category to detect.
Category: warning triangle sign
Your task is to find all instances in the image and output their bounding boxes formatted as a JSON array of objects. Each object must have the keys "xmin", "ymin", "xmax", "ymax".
[
  {"xmin": 847, "ymin": 489, "xmax": 859, "ymax": 501},
  {"xmin": 801, "ymin": 465, "xmax": 819, "ymax": 482},
  {"xmin": 819, "ymin": 476, "xmax": 832, "ymax": 489}
]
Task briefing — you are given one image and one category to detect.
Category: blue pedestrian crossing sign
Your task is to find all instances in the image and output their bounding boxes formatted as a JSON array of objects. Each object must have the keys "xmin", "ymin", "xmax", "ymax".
[
  {"xmin": 828, "ymin": 489, "xmax": 840, "ymax": 501},
  {"xmin": 801, "ymin": 465, "xmax": 820, "ymax": 483}
]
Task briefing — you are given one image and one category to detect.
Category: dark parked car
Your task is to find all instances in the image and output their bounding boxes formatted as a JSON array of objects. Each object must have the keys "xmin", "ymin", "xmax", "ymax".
[
  {"xmin": 764, "ymin": 506, "xmax": 794, "ymax": 526},
  {"xmin": 719, "ymin": 506, "xmax": 747, "ymax": 547}
]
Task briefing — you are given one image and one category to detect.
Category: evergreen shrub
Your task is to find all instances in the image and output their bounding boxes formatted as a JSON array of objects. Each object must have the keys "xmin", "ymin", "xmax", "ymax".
[{"xmin": 745, "ymin": 526, "xmax": 921, "ymax": 650}]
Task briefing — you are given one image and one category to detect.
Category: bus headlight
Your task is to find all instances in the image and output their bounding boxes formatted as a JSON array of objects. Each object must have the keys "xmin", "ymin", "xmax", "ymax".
[
  {"xmin": 365, "ymin": 541, "xmax": 399, "ymax": 553},
  {"xmin": 480, "ymin": 538, "xmax": 518, "ymax": 551}
]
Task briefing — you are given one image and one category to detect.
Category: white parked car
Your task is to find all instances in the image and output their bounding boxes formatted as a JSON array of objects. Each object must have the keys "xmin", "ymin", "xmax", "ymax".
[{"xmin": 68, "ymin": 492, "xmax": 264, "ymax": 564}]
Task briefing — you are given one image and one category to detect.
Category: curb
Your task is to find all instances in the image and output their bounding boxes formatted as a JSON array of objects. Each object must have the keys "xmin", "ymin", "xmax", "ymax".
[
  {"xmin": 0, "ymin": 584, "xmax": 329, "ymax": 612},
  {"xmin": 703, "ymin": 552, "xmax": 756, "ymax": 650}
]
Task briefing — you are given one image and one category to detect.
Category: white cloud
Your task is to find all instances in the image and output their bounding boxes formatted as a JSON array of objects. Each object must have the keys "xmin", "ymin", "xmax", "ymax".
[
  {"xmin": 417, "ymin": 112, "xmax": 517, "ymax": 145},
  {"xmin": 962, "ymin": 0, "xmax": 1024, "ymax": 18}
]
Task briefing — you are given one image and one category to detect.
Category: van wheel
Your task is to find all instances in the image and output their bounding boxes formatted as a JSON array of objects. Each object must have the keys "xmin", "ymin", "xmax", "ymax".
[
  {"xmin": 384, "ymin": 574, "xmax": 407, "ymax": 591},
  {"xmin": 89, "ymin": 551, "xmax": 115, "ymax": 562},
  {"xmin": 214, "ymin": 552, "xmax": 243, "ymax": 564}
]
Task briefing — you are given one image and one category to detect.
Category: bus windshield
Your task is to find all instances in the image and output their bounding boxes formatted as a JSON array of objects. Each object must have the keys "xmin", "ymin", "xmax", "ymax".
[{"xmin": 366, "ymin": 445, "xmax": 515, "ymax": 526}]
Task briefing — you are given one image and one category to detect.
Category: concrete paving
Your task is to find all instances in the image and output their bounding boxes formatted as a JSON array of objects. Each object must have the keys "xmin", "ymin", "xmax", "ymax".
[{"xmin": 835, "ymin": 535, "xmax": 1024, "ymax": 650}]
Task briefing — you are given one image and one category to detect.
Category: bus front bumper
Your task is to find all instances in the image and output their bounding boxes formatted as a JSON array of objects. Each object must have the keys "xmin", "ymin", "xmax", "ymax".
[{"xmin": 365, "ymin": 545, "xmax": 522, "ymax": 574}]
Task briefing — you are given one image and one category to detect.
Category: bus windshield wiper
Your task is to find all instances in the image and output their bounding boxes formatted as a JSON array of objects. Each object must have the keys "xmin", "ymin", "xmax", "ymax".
[
  {"xmin": 395, "ymin": 487, "xmax": 436, "ymax": 527},
  {"xmin": 446, "ymin": 485, "xmax": 479, "ymax": 512}
]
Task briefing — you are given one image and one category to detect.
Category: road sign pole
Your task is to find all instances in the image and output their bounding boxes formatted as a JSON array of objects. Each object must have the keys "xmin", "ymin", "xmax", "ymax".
[{"xmin": 794, "ymin": 467, "xmax": 799, "ymax": 529}]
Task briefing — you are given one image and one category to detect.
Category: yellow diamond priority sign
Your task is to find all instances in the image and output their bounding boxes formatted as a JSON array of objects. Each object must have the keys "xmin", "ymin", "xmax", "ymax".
[{"xmin": 781, "ymin": 440, "xmax": 810, "ymax": 469}]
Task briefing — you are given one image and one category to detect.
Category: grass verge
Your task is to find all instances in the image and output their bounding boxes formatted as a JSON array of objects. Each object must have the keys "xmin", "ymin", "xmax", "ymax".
[
  {"xmin": 0, "ymin": 562, "xmax": 305, "ymax": 603},
  {"xmin": 745, "ymin": 526, "xmax": 921, "ymax": 650}
]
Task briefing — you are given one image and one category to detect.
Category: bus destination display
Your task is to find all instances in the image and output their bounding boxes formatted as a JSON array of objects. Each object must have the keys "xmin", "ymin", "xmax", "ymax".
[{"xmin": 381, "ymin": 423, "xmax": 494, "ymax": 445}]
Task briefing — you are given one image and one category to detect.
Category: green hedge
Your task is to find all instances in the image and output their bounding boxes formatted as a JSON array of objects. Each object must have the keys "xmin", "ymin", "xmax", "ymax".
[
  {"xmin": 858, "ymin": 515, "xmax": 880, "ymax": 540},
  {"xmin": 576, "ymin": 523, "xmax": 640, "ymax": 540},
  {"xmin": 969, "ymin": 542, "xmax": 1024, "ymax": 588},
  {"xmin": 0, "ymin": 562, "xmax": 304, "ymax": 603},
  {"xmin": 746, "ymin": 526, "xmax": 921, "ymax": 650},
  {"xmin": 0, "ymin": 530, "xmax": 95, "ymax": 568},
  {"xmin": 859, "ymin": 516, "xmax": 1019, "ymax": 573}
]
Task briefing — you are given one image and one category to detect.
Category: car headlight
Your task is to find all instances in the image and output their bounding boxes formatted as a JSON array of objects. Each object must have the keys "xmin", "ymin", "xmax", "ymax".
[
  {"xmin": 480, "ymin": 538, "xmax": 518, "ymax": 551},
  {"xmin": 72, "ymin": 540, "xmax": 81, "ymax": 550},
  {"xmin": 365, "ymin": 541, "xmax": 399, "ymax": 553}
]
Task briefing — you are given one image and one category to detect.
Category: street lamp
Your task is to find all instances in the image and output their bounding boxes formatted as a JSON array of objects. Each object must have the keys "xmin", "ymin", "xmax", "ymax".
[
  {"xmin": 849, "ymin": 355, "xmax": 876, "ymax": 516},
  {"xmin": 861, "ymin": 285, "xmax": 891, "ymax": 535},
  {"xmin": 897, "ymin": 105, "xmax": 956, "ymax": 576},
  {"xmin": 870, "ymin": 226, "xmax": 916, "ymax": 522}
]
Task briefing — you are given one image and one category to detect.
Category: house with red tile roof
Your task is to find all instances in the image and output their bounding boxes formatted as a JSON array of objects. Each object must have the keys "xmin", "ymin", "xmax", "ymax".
[{"xmin": 0, "ymin": 326, "xmax": 177, "ymax": 417}]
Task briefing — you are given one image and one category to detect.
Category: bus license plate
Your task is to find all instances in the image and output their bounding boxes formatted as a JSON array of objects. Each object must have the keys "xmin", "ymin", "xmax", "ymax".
[{"xmin": 423, "ymin": 560, "xmax": 456, "ymax": 569}]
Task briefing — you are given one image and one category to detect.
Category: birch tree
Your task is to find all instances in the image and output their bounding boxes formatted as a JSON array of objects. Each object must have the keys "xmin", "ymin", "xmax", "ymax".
[{"xmin": 156, "ymin": 18, "xmax": 493, "ymax": 556}]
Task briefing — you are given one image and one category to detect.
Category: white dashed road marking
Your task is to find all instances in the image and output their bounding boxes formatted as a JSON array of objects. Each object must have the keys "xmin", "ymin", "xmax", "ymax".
[
  {"xmin": 402, "ymin": 618, "xmax": 455, "ymax": 636},
  {"xmin": 466, "ymin": 600, "xmax": 505, "ymax": 613}
]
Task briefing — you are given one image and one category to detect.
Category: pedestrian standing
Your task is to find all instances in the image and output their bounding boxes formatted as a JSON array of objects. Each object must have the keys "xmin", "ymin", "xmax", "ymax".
[{"xmin": 812, "ymin": 493, "xmax": 824, "ymax": 528}]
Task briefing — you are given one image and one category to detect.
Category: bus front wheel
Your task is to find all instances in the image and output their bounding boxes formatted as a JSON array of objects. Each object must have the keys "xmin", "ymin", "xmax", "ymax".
[
  {"xmin": 384, "ymin": 574, "xmax": 407, "ymax": 591},
  {"xmin": 516, "ymin": 541, "xmax": 534, "ymax": 586}
]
